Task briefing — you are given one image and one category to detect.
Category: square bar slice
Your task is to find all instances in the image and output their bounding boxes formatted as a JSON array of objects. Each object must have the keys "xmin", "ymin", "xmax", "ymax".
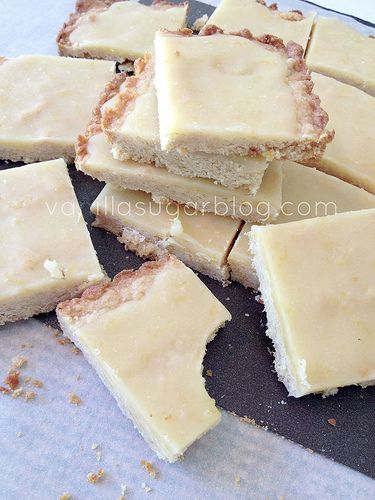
[
  {"xmin": 77, "ymin": 114, "xmax": 282, "ymax": 222},
  {"xmin": 57, "ymin": 0, "xmax": 188, "ymax": 63},
  {"xmin": 306, "ymin": 17, "xmax": 375, "ymax": 97},
  {"xmin": 91, "ymin": 184, "xmax": 242, "ymax": 281},
  {"xmin": 307, "ymin": 73, "xmax": 375, "ymax": 195},
  {"xmin": 57, "ymin": 256, "xmax": 230, "ymax": 461},
  {"xmin": 154, "ymin": 27, "xmax": 333, "ymax": 161},
  {"xmin": 228, "ymin": 161, "xmax": 375, "ymax": 289},
  {"xmin": 0, "ymin": 55, "xmax": 115, "ymax": 163},
  {"xmin": 250, "ymin": 208, "xmax": 375, "ymax": 397},
  {"xmin": 206, "ymin": 0, "xmax": 315, "ymax": 52},
  {"xmin": 101, "ymin": 57, "xmax": 268, "ymax": 192},
  {"xmin": 0, "ymin": 159, "xmax": 106, "ymax": 326}
]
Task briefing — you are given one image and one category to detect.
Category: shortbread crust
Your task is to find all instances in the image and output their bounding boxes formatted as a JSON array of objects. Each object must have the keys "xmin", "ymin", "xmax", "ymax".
[
  {"xmin": 306, "ymin": 16, "xmax": 375, "ymax": 97},
  {"xmin": 307, "ymin": 73, "xmax": 375, "ymax": 195},
  {"xmin": 57, "ymin": 256, "xmax": 230, "ymax": 461},
  {"xmin": 91, "ymin": 184, "xmax": 242, "ymax": 281},
  {"xmin": 154, "ymin": 27, "xmax": 333, "ymax": 160},
  {"xmin": 250, "ymin": 209, "xmax": 375, "ymax": 396},
  {"xmin": 0, "ymin": 55, "xmax": 115, "ymax": 163},
  {"xmin": 101, "ymin": 56, "xmax": 269, "ymax": 192},
  {"xmin": 207, "ymin": 0, "xmax": 315, "ymax": 51},
  {"xmin": 0, "ymin": 159, "xmax": 106, "ymax": 325},
  {"xmin": 228, "ymin": 161, "xmax": 375, "ymax": 289},
  {"xmin": 77, "ymin": 119, "xmax": 282, "ymax": 222},
  {"xmin": 57, "ymin": 0, "xmax": 188, "ymax": 62}
]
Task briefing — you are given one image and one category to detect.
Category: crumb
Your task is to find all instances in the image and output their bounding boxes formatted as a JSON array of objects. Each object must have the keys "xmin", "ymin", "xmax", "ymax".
[
  {"xmin": 244, "ymin": 313, "xmax": 249, "ymax": 317},
  {"xmin": 117, "ymin": 496, "xmax": 126, "ymax": 500},
  {"xmin": 91, "ymin": 443, "xmax": 102, "ymax": 461},
  {"xmin": 20, "ymin": 342, "xmax": 33, "ymax": 349},
  {"xmin": 0, "ymin": 386, "xmax": 11, "ymax": 395},
  {"xmin": 234, "ymin": 475, "xmax": 241, "ymax": 487},
  {"xmin": 68, "ymin": 393, "xmax": 81, "ymax": 405},
  {"xmin": 11, "ymin": 387, "xmax": 24, "ymax": 399},
  {"xmin": 175, "ymin": 50, "xmax": 180, "ymax": 56},
  {"xmin": 226, "ymin": 297, "xmax": 230, "ymax": 301},
  {"xmin": 12, "ymin": 355, "xmax": 27, "ymax": 369},
  {"xmin": 31, "ymin": 379, "xmax": 43, "ymax": 388},
  {"xmin": 141, "ymin": 460, "xmax": 157, "ymax": 479},
  {"xmin": 206, "ymin": 369, "xmax": 213, "ymax": 377},
  {"xmin": 24, "ymin": 390, "xmax": 36, "ymax": 401},
  {"xmin": 254, "ymin": 294, "xmax": 264, "ymax": 304},
  {"xmin": 192, "ymin": 13, "xmax": 208, "ymax": 31},
  {"xmin": 58, "ymin": 338, "xmax": 71, "ymax": 346},
  {"xmin": 59, "ymin": 494, "xmax": 72, "ymax": 500},
  {"xmin": 327, "ymin": 418, "xmax": 337, "ymax": 427},
  {"xmin": 71, "ymin": 347, "xmax": 81, "ymax": 355},
  {"xmin": 5, "ymin": 370, "xmax": 20, "ymax": 390},
  {"xmin": 16, "ymin": 432, "xmax": 23, "ymax": 438},
  {"xmin": 86, "ymin": 468, "xmax": 104, "ymax": 484},
  {"xmin": 141, "ymin": 482, "xmax": 152, "ymax": 493}
]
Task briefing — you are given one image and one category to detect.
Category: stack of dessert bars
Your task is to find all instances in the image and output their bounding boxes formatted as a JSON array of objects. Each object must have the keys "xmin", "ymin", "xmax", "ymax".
[{"xmin": 76, "ymin": 25, "xmax": 335, "ymax": 284}]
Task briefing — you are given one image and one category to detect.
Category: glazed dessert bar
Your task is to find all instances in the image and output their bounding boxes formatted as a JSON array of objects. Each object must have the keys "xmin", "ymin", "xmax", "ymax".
[
  {"xmin": 250, "ymin": 208, "xmax": 375, "ymax": 397},
  {"xmin": 308, "ymin": 73, "xmax": 375, "ymax": 195},
  {"xmin": 101, "ymin": 57, "xmax": 269, "ymax": 192},
  {"xmin": 154, "ymin": 27, "xmax": 333, "ymax": 161},
  {"xmin": 77, "ymin": 115, "xmax": 282, "ymax": 222},
  {"xmin": 306, "ymin": 16, "xmax": 375, "ymax": 97},
  {"xmin": 0, "ymin": 159, "xmax": 106, "ymax": 326},
  {"xmin": 91, "ymin": 184, "xmax": 242, "ymax": 281},
  {"xmin": 206, "ymin": 0, "xmax": 315, "ymax": 52},
  {"xmin": 228, "ymin": 161, "xmax": 375, "ymax": 289},
  {"xmin": 57, "ymin": 0, "xmax": 188, "ymax": 62},
  {"xmin": 57, "ymin": 256, "xmax": 230, "ymax": 461},
  {"xmin": 0, "ymin": 55, "xmax": 115, "ymax": 163}
]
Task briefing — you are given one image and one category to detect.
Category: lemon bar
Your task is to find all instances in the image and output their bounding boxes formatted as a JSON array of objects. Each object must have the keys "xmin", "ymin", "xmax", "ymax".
[
  {"xmin": 91, "ymin": 184, "xmax": 242, "ymax": 281},
  {"xmin": 101, "ymin": 56, "xmax": 268, "ymax": 192},
  {"xmin": 228, "ymin": 161, "xmax": 375, "ymax": 289},
  {"xmin": 250, "ymin": 208, "xmax": 375, "ymax": 397},
  {"xmin": 57, "ymin": 256, "xmax": 230, "ymax": 461},
  {"xmin": 306, "ymin": 17, "xmax": 375, "ymax": 97},
  {"xmin": 207, "ymin": 0, "xmax": 315, "ymax": 52},
  {"xmin": 154, "ymin": 27, "xmax": 333, "ymax": 161},
  {"xmin": 77, "ymin": 114, "xmax": 282, "ymax": 222},
  {"xmin": 0, "ymin": 159, "xmax": 106, "ymax": 326},
  {"xmin": 57, "ymin": 0, "xmax": 188, "ymax": 62},
  {"xmin": 308, "ymin": 73, "xmax": 375, "ymax": 195},
  {"xmin": 0, "ymin": 55, "xmax": 115, "ymax": 163}
]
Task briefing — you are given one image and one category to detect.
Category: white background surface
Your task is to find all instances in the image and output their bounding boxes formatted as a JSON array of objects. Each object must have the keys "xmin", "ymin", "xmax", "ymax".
[{"xmin": 0, "ymin": 1, "xmax": 374, "ymax": 499}]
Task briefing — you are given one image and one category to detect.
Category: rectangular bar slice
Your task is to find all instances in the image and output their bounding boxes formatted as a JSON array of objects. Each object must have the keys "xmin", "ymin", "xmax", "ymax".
[
  {"xmin": 101, "ymin": 57, "xmax": 269, "ymax": 192},
  {"xmin": 228, "ymin": 161, "xmax": 375, "ymax": 289},
  {"xmin": 307, "ymin": 73, "xmax": 375, "ymax": 195},
  {"xmin": 0, "ymin": 159, "xmax": 106, "ymax": 326},
  {"xmin": 0, "ymin": 55, "xmax": 115, "ymax": 163},
  {"xmin": 206, "ymin": 0, "xmax": 315, "ymax": 52},
  {"xmin": 56, "ymin": 256, "xmax": 230, "ymax": 461},
  {"xmin": 77, "ymin": 116, "xmax": 282, "ymax": 222},
  {"xmin": 57, "ymin": 0, "xmax": 188, "ymax": 62},
  {"xmin": 250, "ymin": 208, "xmax": 375, "ymax": 397},
  {"xmin": 91, "ymin": 184, "xmax": 242, "ymax": 281},
  {"xmin": 154, "ymin": 27, "xmax": 333, "ymax": 161},
  {"xmin": 306, "ymin": 17, "xmax": 375, "ymax": 97}
]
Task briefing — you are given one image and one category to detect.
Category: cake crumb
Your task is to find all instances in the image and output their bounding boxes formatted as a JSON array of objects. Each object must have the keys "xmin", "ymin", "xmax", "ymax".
[
  {"xmin": 16, "ymin": 432, "xmax": 23, "ymax": 438},
  {"xmin": 68, "ymin": 393, "xmax": 81, "ymax": 405},
  {"xmin": 91, "ymin": 443, "xmax": 102, "ymax": 461},
  {"xmin": 5, "ymin": 370, "xmax": 20, "ymax": 390},
  {"xmin": 31, "ymin": 379, "xmax": 43, "ymax": 388},
  {"xmin": 0, "ymin": 386, "xmax": 11, "ymax": 395},
  {"xmin": 71, "ymin": 347, "xmax": 81, "ymax": 355},
  {"xmin": 59, "ymin": 493, "xmax": 72, "ymax": 500},
  {"xmin": 141, "ymin": 460, "xmax": 157, "ymax": 479},
  {"xmin": 11, "ymin": 387, "xmax": 24, "ymax": 399},
  {"xmin": 24, "ymin": 390, "xmax": 36, "ymax": 401},
  {"xmin": 327, "ymin": 418, "xmax": 337, "ymax": 427},
  {"xmin": 254, "ymin": 294, "xmax": 264, "ymax": 304},
  {"xmin": 86, "ymin": 468, "xmax": 104, "ymax": 484},
  {"xmin": 192, "ymin": 14, "xmax": 208, "ymax": 31},
  {"xmin": 58, "ymin": 338, "xmax": 71, "ymax": 346},
  {"xmin": 206, "ymin": 369, "xmax": 213, "ymax": 377},
  {"xmin": 234, "ymin": 475, "xmax": 241, "ymax": 487},
  {"xmin": 141, "ymin": 482, "xmax": 152, "ymax": 493},
  {"xmin": 12, "ymin": 355, "xmax": 27, "ymax": 369}
]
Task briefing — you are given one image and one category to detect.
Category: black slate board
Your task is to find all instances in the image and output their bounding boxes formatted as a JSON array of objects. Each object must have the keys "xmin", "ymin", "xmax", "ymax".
[{"xmin": 2, "ymin": 0, "xmax": 375, "ymax": 481}]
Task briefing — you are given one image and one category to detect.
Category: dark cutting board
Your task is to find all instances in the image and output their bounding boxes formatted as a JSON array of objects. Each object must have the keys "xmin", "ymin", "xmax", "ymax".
[{"xmin": 1, "ymin": 0, "xmax": 375, "ymax": 481}]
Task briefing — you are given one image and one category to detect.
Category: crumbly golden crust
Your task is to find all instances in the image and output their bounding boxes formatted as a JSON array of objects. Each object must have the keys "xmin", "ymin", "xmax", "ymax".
[
  {"xmin": 56, "ymin": 256, "xmax": 177, "ymax": 320},
  {"xmin": 101, "ymin": 53, "xmax": 154, "ymax": 140},
  {"xmin": 256, "ymin": 0, "xmax": 304, "ymax": 21},
  {"xmin": 57, "ymin": 0, "xmax": 188, "ymax": 55},
  {"xmin": 161, "ymin": 26, "xmax": 334, "ymax": 159},
  {"xmin": 76, "ymin": 72, "xmax": 128, "ymax": 164}
]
